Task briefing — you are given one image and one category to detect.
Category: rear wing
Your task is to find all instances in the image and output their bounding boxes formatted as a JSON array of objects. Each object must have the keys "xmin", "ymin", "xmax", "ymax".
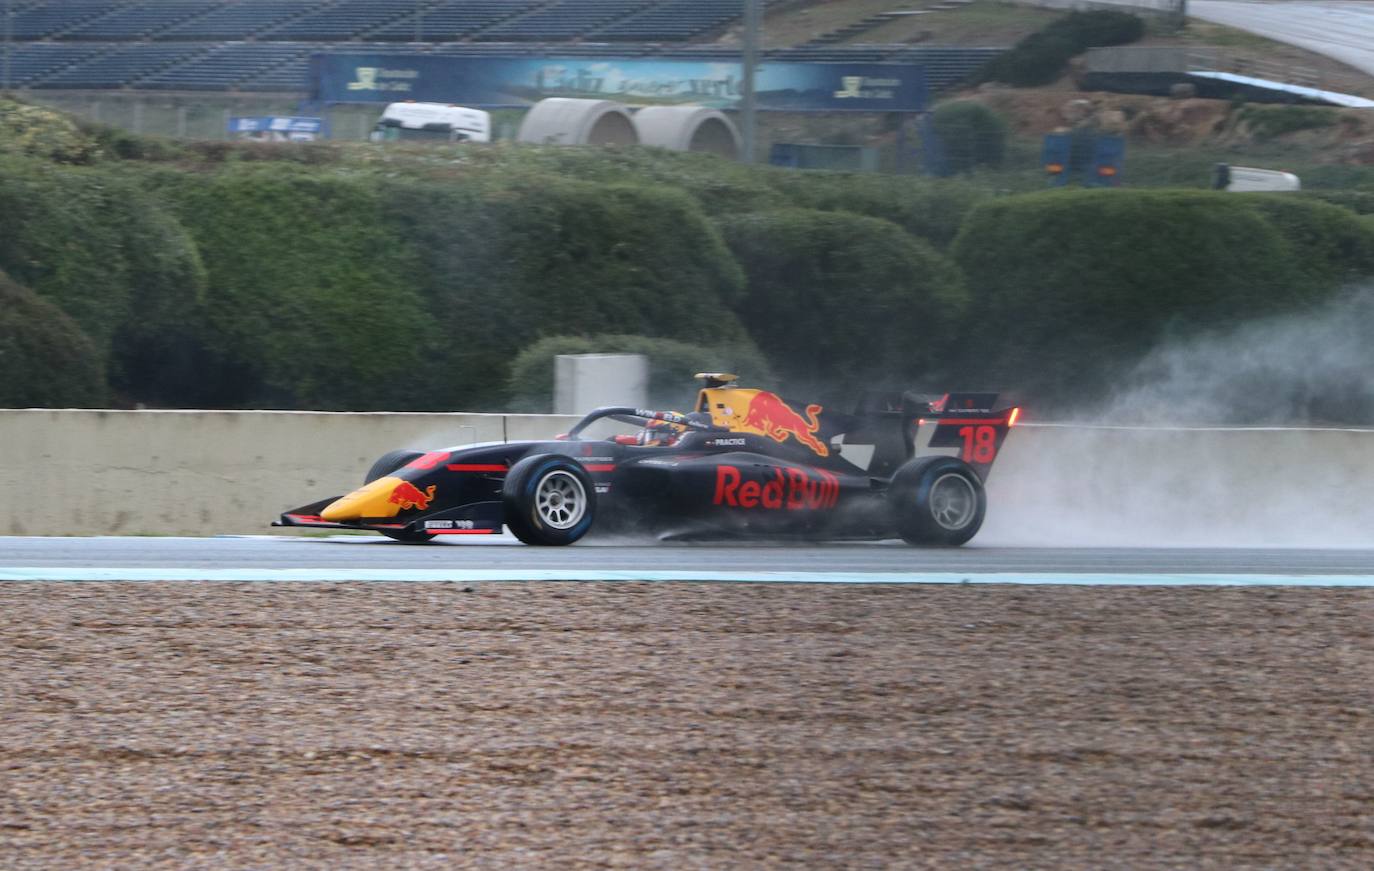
[
  {"xmin": 845, "ymin": 391, "xmax": 1019, "ymax": 482},
  {"xmin": 914, "ymin": 393, "xmax": 1020, "ymax": 482}
]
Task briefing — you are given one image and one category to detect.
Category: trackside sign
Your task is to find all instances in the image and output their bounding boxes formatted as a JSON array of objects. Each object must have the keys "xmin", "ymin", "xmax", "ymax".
[{"xmin": 312, "ymin": 54, "xmax": 927, "ymax": 112}]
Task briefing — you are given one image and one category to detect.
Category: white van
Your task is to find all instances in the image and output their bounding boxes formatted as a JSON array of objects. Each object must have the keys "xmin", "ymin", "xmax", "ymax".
[
  {"xmin": 371, "ymin": 102, "xmax": 491, "ymax": 144},
  {"xmin": 1214, "ymin": 164, "xmax": 1301, "ymax": 192}
]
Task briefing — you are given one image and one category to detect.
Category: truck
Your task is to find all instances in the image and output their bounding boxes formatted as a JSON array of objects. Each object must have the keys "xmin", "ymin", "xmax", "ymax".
[{"xmin": 370, "ymin": 102, "xmax": 491, "ymax": 144}]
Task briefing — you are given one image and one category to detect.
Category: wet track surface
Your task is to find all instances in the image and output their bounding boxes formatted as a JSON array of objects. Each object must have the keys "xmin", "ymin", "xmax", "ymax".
[{"xmin": 1, "ymin": 534, "xmax": 1373, "ymax": 578}]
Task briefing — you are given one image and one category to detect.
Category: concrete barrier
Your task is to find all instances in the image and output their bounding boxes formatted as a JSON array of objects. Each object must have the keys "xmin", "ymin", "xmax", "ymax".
[
  {"xmin": 3, "ymin": 411, "xmax": 1372, "ymax": 545},
  {"xmin": 0, "ymin": 409, "xmax": 575, "ymax": 536},
  {"xmin": 982, "ymin": 424, "xmax": 1374, "ymax": 548}
]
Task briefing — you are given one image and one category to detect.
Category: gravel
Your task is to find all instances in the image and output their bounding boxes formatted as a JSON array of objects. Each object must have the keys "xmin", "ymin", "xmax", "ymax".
[{"xmin": 3, "ymin": 581, "xmax": 1373, "ymax": 869}]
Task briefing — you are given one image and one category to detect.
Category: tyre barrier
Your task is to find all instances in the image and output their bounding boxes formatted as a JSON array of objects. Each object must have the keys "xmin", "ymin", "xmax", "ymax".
[
  {"xmin": 631, "ymin": 106, "xmax": 741, "ymax": 158},
  {"xmin": 515, "ymin": 98, "xmax": 639, "ymax": 147}
]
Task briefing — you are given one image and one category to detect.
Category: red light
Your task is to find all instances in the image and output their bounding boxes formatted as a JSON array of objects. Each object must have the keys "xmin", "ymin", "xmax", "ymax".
[
  {"xmin": 1007, "ymin": 407, "xmax": 1021, "ymax": 428},
  {"xmin": 1046, "ymin": 163, "xmax": 1064, "ymax": 173},
  {"xmin": 1098, "ymin": 166, "xmax": 1118, "ymax": 176}
]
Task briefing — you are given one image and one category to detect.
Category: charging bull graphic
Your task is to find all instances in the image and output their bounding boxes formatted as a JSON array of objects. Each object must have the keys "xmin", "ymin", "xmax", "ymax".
[
  {"xmin": 736, "ymin": 392, "xmax": 828, "ymax": 456},
  {"xmin": 389, "ymin": 481, "xmax": 436, "ymax": 511}
]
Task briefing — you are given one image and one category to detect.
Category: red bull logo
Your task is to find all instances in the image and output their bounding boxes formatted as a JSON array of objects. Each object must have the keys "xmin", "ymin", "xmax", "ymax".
[
  {"xmin": 713, "ymin": 465, "xmax": 839, "ymax": 511},
  {"xmin": 740, "ymin": 392, "xmax": 828, "ymax": 456},
  {"xmin": 389, "ymin": 481, "xmax": 436, "ymax": 511}
]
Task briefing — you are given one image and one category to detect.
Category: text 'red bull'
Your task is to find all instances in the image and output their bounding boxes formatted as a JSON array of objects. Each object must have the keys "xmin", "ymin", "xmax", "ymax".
[
  {"xmin": 389, "ymin": 481, "xmax": 436, "ymax": 511},
  {"xmin": 713, "ymin": 465, "xmax": 839, "ymax": 510},
  {"xmin": 742, "ymin": 392, "xmax": 828, "ymax": 456}
]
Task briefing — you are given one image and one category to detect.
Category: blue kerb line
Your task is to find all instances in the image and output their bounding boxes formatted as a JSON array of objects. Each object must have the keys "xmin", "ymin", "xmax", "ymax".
[{"xmin": 3, "ymin": 568, "xmax": 1374, "ymax": 586}]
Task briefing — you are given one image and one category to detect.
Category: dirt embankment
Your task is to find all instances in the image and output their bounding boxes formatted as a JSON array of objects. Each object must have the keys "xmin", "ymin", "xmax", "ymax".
[
  {"xmin": 963, "ymin": 85, "xmax": 1374, "ymax": 161},
  {"xmin": 4, "ymin": 581, "xmax": 1374, "ymax": 869}
]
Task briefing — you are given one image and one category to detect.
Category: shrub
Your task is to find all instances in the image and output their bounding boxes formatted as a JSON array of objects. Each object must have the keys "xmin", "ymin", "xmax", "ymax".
[
  {"xmin": 0, "ymin": 98, "xmax": 102, "ymax": 165},
  {"xmin": 164, "ymin": 164, "xmax": 436, "ymax": 410},
  {"xmin": 0, "ymin": 270, "xmax": 105, "ymax": 407},
  {"xmin": 506, "ymin": 334, "xmax": 775, "ymax": 412},
  {"xmin": 763, "ymin": 168, "xmax": 991, "ymax": 248},
  {"xmin": 1236, "ymin": 105, "xmax": 1337, "ymax": 142},
  {"xmin": 1239, "ymin": 194, "xmax": 1374, "ymax": 288},
  {"xmin": 381, "ymin": 174, "xmax": 748, "ymax": 410},
  {"xmin": 0, "ymin": 158, "xmax": 208, "ymax": 405},
  {"xmin": 929, "ymin": 101, "xmax": 1009, "ymax": 175},
  {"xmin": 948, "ymin": 189, "xmax": 1355, "ymax": 409},
  {"xmin": 978, "ymin": 10, "xmax": 1145, "ymax": 87},
  {"xmin": 718, "ymin": 209, "xmax": 967, "ymax": 392},
  {"xmin": 1298, "ymin": 190, "xmax": 1374, "ymax": 215}
]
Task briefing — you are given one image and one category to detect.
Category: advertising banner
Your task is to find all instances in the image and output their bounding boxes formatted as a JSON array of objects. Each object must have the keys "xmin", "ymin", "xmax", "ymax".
[
  {"xmin": 228, "ymin": 116, "xmax": 327, "ymax": 141},
  {"xmin": 313, "ymin": 54, "xmax": 927, "ymax": 113}
]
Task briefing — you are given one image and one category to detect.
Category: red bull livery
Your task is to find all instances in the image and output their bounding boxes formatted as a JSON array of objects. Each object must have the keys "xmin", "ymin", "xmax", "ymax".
[{"xmin": 275, "ymin": 374, "xmax": 1019, "ymax": 546}]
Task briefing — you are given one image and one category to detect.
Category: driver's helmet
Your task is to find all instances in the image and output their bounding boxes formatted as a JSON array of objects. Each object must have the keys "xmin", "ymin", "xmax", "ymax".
[{"xmin": 636, "ymin": 418, "xmax": 683, "ymax": 447}]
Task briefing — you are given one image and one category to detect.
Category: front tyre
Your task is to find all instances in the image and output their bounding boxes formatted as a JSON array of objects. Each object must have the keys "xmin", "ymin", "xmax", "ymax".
[
  {"xmin": 888, "ymin": 456, "xmax": 986, "ymax": 546},
  {"xmin": 502, "ymin": 455, "xmax": 596, "ymax": 546}
]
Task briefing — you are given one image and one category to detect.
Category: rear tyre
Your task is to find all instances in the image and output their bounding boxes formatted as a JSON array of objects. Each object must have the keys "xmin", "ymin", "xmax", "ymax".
[
  {"xmin": 365, "ymin": 450, "xmax": 434, "ymax": 544},
  {"xmin": 502, "ymin": 454, "xmax": 596, "ymax": 546},
  {"xmin": 888, "ymin": 456, "xmax": 986, "ymax": 546}
]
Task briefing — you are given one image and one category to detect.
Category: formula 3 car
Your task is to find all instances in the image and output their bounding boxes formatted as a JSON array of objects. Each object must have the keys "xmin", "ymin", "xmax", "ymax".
[{"xmin": 274, "ymin": 375, "xmax": 1019, "ymax": 546}]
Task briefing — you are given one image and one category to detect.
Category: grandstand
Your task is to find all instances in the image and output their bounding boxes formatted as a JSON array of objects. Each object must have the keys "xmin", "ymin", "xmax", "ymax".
[{"xmin": 0, "ymin": 0, "xmax": 1003, "ymax": 94}]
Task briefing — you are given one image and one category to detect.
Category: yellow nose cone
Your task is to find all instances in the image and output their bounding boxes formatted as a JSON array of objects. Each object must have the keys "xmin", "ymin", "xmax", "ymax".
[{"xmin": 321, "ymin": 476, "xmax": 407, "ymax": 522}]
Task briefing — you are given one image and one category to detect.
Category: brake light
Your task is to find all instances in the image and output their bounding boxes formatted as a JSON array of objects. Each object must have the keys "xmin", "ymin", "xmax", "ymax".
[{"xmin": 1007, "ymin": 407, "xmax": 1021, "ymax": 428}]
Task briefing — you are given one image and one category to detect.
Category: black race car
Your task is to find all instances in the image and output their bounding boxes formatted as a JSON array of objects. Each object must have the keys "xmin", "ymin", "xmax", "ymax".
[{"xmin": 274, "ymin": 375, "xmax": 1019, "ymax": 546}]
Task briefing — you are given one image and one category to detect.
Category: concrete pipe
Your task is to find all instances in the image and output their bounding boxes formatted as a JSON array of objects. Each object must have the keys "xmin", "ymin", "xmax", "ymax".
[
  {"xmin": 632, "ymin": 106, "xmax": 741, "ymax": 159},
  {"xmin": 516, "ymin": 98, "xmax": 639, "ymax": 147}
]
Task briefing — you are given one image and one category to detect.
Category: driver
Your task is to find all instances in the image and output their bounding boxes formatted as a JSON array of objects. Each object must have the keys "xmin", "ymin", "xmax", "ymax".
[{"xmin": 630, "ymin": 411, "xmax": 715, "ymax": 447}]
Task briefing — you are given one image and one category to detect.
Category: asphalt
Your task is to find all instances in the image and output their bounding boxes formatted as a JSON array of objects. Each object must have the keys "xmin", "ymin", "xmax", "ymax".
[{"xmin": 1, "ymin": 534, "xmax": 1373, "ymax": 582}]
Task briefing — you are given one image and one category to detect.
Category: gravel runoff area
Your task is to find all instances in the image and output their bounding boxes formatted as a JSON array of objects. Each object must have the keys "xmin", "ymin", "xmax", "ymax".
[{"xmin": 3, "ymin": 581, "xmax": 1374, "ymax": 870}]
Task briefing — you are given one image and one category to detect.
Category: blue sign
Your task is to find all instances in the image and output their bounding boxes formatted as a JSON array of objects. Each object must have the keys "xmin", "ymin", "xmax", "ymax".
[
  {"xmin": 229, "ymin": 116, "xmax": 327, "ymax": 140},
  {"xmin": 312, "ymin": 54, "xmax": 927, "ymax": 113}
]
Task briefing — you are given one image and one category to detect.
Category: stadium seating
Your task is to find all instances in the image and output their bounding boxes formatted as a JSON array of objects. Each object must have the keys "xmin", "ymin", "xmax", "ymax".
[
  {"xmin": 62, "ymin": 2, "xmax": 221, "ymax": 40},
  {"xmin": 40, "ymin": 43, "xmax": 209, "ymax": 88},
  {"xmin": 480, "ymin": 0, "xmax": 657, "ymax": 42},
  {"xmin": 10, "ymin": 0, "xmax": 121, "ymax": 39},
  {"xmin": 267, "ymin": 0, "xmax": 425, "ymax": 42},
  {"xmin": 140, "ymin": 42, "xmax": 314, "ymax": 90},
  {"xmin": 0, "ymin": 0, "xmax": 1006, "ymax": 94},
  {"xmin": 593, "ymin": 0, "xmax": 744, "ymax": 42},
  {"xmin": 1, "ymin": 43, "xmax": 109, "ymax": 87},
  {"xmin": 159, "ymin": 1, "xmax": 321, "ymax": 40},
  {"xmin": 367, "ymin": 1, "xmax": 546, "ymax": 42}
]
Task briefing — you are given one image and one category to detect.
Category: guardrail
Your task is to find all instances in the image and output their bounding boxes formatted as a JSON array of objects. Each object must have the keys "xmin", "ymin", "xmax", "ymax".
[{"xmin": 3, "ymin": 410, "xmax": 1372, "ymax": 546}]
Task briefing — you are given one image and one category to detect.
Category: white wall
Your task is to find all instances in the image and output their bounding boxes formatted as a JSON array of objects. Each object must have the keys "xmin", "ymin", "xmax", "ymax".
[
  {"xmin": 0, "ymin": 409, "xmax": 574, "ymax": 536},
  {"xmin": 4, "ymin": 411, "xmax": 1372, "ymax": 546}
]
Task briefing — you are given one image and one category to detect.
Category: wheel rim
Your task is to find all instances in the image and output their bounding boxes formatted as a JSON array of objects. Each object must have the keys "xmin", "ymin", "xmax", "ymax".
[
  {"xmin": 536, "ymin": 470, "xmax": 586, "ymax": 530},
  {"xmin": 929, "ymin": 472, "xmax": 977, "ymax": 531}
]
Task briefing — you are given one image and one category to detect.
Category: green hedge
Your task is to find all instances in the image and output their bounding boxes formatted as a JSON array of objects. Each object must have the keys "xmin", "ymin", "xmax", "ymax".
[
  {"xmin": 382, "ymin": 174, "xmax": 748, "ymax": 410},
  {"xmin": 930, "ymin": 101, "xmax": 1009, "ymax": 175},
  {"xmin": 0, "ymin": 157, "xmax": 207, "ymax": 406},
  {"xmin": 978, "ymin": 10, "xmax": 1145, "ymax": 87},
  {"xmin": 163, "ymin": 164, "xmax": 436, "ymax": 410},
  {"xmin": 949, "ymin": 189, "xmax": 1374, "ymax": 407},
  {"xmin": 507, "ymin": 334, "xmax": 775, "ymax": 412},
  {"xmin": 719, "ymin": 208, "xmax": 967, "ymax": 390},
  {"xmin": 0, "ymin": 98, "xmax": 102, "ymax": 165},
  {"xmin": 0, "ymin": 270, "xmax": 105, "ymax": 407},
  {"xmin": 762, "ymin": 170, "xmax": 990, "ymax": 248},
  {"xmin": 1240, "ymin": 194, "xmax": 1374, "ymax": 289}
]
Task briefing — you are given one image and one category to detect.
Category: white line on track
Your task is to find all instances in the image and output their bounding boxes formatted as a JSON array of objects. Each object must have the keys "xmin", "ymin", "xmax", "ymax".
[{"xmin": 5, "ymin": 568, "xmax": 1374, "ymax": 585}]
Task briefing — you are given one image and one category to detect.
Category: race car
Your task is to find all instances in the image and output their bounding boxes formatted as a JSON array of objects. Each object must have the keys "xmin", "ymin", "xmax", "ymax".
[{"xmin": 274, "ymin": 374, "xmax": 1019, "ymax": 546}]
